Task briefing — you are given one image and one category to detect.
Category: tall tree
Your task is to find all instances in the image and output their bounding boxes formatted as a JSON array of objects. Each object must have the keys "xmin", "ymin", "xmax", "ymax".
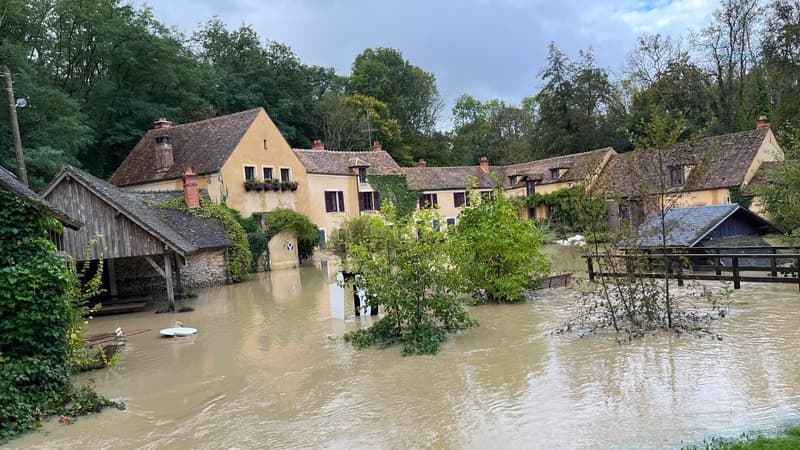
[{"xmin": 762, "ymin": 0, "xmax": 800, "ymax": 130}]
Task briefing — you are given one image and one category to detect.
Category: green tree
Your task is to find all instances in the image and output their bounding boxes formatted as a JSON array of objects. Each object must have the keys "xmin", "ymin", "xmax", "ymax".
[
  {"xmin": 761, "ymin": 124, "xmax": 800, "ymax": 231},
  {"xmin": 762, "ymin": 0, "xmax": 800, "ymax": 130},
  {"xmin": 341, "ymin": 206, "xmax": 474, "ymax": 355},
  {"xmin": 450, "ymin": 179, "xmax": 550, "ymax": 303}
]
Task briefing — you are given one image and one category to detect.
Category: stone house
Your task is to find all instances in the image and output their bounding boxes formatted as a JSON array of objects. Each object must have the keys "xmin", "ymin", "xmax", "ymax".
[{"xmin": 43, "ymin": 165, "xmax": 231, "ymax": 311}]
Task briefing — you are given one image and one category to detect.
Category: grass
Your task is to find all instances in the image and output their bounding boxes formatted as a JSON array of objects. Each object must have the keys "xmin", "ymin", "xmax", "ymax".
[{"xmin": 686, "ymin": 426, "xmax": 800, "ymax": 450}]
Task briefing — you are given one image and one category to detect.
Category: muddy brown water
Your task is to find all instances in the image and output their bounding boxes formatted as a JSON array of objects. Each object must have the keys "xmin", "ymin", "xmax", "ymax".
[{"xmin": 8, "ymin": 265, "xmax": 800, "ymax": 450}]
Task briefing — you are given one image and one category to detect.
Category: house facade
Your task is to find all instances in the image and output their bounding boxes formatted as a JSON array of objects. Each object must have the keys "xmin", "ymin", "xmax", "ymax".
[{"xmin": 110, "ymin": 108, "xmax": 311, "ymax": 219}]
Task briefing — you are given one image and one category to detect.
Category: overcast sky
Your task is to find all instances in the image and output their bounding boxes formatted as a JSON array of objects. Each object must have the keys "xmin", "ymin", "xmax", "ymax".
[{"xmin": 138, "ymin": 0, "xmax": 718, "ymax": 125}]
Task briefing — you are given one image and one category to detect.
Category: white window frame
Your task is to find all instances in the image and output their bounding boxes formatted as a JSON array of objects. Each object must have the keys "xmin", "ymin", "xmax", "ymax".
[
  {"xmin": 280, "ymin": 167, "xmax": 292, "ymax": 182},
  {"xmin": 262, "ymin": 165, "xmax": 274, "ymax": 181},
  {"xmin": 243, "ymin": 164, "xmax": 257, "ymax": 181}
]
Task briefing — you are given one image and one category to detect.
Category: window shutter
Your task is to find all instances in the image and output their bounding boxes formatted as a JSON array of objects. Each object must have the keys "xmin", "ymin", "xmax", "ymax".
[
  {"xmin": 337, "ymin": 191, "xmax": 345, "ymax": 212},
  {"xmin": 419, "ymin": 194, "xmax": 425, "ymax": 208},
  {"xmin": 374, "ymin": 191, "xmax": 381, "ymax": 210},
  {"xmin": 358, "ymin": 192, "xmax": 365, "ymax": 212}
]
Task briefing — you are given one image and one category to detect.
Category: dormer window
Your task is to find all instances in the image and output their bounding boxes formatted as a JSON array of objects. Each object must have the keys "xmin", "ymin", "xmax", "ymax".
[
  {"xmin": 509, "ymin": 175, "xmax": 517, "ymax": 185},
  {"xmin": 358, "ymin": 167, "xmax": 367, "ymax": 183},
  {"xmin": 549, "ymin": 168, "xmax": 560, "ymax": 181},
  {"xmin": 669, "ymin": 165, "xmax": 685, "ymax": 187}
]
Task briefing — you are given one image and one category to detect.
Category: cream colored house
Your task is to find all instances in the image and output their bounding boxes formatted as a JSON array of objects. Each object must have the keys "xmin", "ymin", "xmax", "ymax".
[
  {"xmin": 292, "ymin": 141, "xmax": 402, "ymax": 244},
  {"xmin": 110, "ymin": 108, "xmax": 311, "ymax": 218}
]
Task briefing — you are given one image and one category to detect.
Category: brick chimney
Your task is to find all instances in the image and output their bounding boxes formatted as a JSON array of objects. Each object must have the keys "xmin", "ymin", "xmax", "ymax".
[
  {"xmin": 312, "ymin": 139, "xmax": 324, "ymax": 150},
  {"xmin": 154, "ymin": 135, "xmax": 173, "ymax": 172},
  {"xmin": 182, "ymin": 167, "xmax": 200, "ymax": 209},
  {"xmin": 479, "ymin": 156, "xmax": 489, "ymax": 173},
  {"xmin": 756, "ymin": 115, "xmax": 771, "ymax": 129},
  {"xmin": 417, "ymin": 159, "xmax": 427, "ymax": 167},
  {"xmin": 372, "ymin": 141, "xmax": 382, "ymax": 151},
  {"xmin": 153, "ymin": 118, "xmax": 172, "ymax": 129}
]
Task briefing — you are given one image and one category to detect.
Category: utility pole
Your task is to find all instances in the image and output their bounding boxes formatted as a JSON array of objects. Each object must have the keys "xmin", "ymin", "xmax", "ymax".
[
  {"xmin": 362, "ymin": 105, "xmax": 376, "ymax": 150},
  {"xmin": 2, "ymin": 65, "xmax": 27, "ymax": 186}
]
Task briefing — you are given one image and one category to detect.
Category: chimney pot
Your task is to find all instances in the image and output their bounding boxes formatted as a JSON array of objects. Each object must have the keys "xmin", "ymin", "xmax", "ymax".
[
  {"xmin": 372, "ymin": 141, "xmax": 382, "ymax": 151},
  {"xmin": 182, "ymin": 167, "xmax": 200, "ymax": 209},
  {"xmin": 479, "ymin": 156, "xmax": 489, "ymax": 173},
  {"xmin": 756, "ymin": 115, "xmax": 771, "ymax": 129},
  {"xmin": 417, "ymin": 159, "xmax": 427, "ymax": 168},
  {"xmin": 154, "ymin": 118, "xmax": 172, "ymax": 129},
  {"xmin": 312, "ymin": 139, "xmax": 324, "ymax": 150}
]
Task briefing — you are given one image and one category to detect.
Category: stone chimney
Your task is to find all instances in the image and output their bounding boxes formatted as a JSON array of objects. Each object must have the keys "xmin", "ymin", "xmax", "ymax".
[
  {"xmin": 417, "ymin": 159, "xmax": 427, "ymax": 167},
  {"xmin": 153, "ymin": 118, "xmax": 172, "ymax": 129},
  {"xmin": 479, "ymin": 156, "xmax": 489, "ymax": 173},
  {"xmin": 372, "ymin": 141, "xmax": 382, "ymax": 151},
  {"xmin": 182, "ymin": 167, "xmax": 200, "ymax": 209},
  {"xmin": 154, "ymin": 135, "xmax": 173, "ymax": 172},
  {"xmin": 312, "ymin": 139, "xmax": 325, "ymax": 150},
  {"xmin": 756, "ymin": 115, "xmax": 771, "ymax": 129}
]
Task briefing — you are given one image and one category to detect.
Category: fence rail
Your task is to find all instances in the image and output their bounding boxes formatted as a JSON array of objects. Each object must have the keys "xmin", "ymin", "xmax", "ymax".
[{"xmin": 584, "ymin": 248, "xmax": 800, "ymax": 291}]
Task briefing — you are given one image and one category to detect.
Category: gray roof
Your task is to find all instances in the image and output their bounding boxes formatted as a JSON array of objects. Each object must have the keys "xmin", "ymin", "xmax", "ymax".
[
  {"xmin": 628, "ymin": 204, "xmax": 778, "ymax": 248},
  {"xmin": 46, "ymin": 166, "xmax": 229, "ymax": 255},
  {"xmin": 292, "ymin": 149, "xmax": 403, "ymax": 176},
  {"xmin": 0, "ymin": 165, "xmax": 81, "ymax": 229}
]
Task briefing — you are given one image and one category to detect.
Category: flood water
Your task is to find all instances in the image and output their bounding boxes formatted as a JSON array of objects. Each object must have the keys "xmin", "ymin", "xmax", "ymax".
[{"xmin": 8, "ymin": 265, "xmax": 800, "ymax": 450}]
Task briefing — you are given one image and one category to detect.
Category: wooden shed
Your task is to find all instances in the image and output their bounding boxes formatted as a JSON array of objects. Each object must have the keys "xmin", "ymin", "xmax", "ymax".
[{"xmin": 43, "ymin": 166, "xmax": 230, "ymax": 312}]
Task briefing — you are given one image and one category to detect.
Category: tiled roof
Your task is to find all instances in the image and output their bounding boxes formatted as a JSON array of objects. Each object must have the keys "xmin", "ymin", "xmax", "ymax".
[
  {"xmin": 598, "ymin": 128, "xmax": 770, "ymax": 197},
  {"xmin": 53, "ymin": 166, "xmax": 228, "ymax": 255},
  {"xmin": 292, "ymin": 149, "xmax": 403, "ymax": 176},
  {"xmin": 0, "ymin": 165, "xmax": 81, "ymax": 229},
  {"xmin": 503, "ymin": 148, "xmax": 615, "ymax": 186},
  {"xmin": 110, "ymin": 109, "xmax": 261, "ymax": 186},
  {"xmin": 627, "ymin": 204, "xmax": 778, "ymax": 248},
  {"xmin": 743, "ymin": 161, "xmax": 783, "ymax": 196},
  {"xmin": 403, "ymin": 166, "xmax": 503, "ymax": 191}
]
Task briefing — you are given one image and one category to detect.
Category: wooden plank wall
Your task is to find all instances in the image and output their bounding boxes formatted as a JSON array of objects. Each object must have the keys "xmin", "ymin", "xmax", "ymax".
[{"xmin": 46, "ymin": 178, "xmax": 166, "ymax": 260}]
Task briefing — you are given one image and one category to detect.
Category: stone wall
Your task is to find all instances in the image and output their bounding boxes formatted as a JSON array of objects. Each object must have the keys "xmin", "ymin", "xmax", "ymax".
[{"xmin": 181, "ymin": 249, "xmax": 228, "ymax": 288}]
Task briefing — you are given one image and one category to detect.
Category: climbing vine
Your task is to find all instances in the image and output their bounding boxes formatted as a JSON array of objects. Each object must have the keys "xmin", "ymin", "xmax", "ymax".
[
  {"xmin": 240, "ymin": 209, "xmax": 319, "ymax": 271},
  {"xmin": 158, "ymin": 198, "xmax": 251, "ymax": 282},
  {"xmin": 368, "ymin": 175, "xmax": 420, "ymax": 218},
  {"xmin": 514, "ymin": 185, "xmax": 607, "ymax": 233}
]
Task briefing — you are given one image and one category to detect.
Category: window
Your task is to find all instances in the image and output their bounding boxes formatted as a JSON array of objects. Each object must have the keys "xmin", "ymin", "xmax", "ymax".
[
  {"xmin": 446, "ymin": 218, "xmax": 456, "ymax": 227},
  {"xmin": 669, "ymin": 165, "xmax": 685, "ymax": 186},
  {"xmin": 359, "ymin": 191, "xmax": 381, "ymax": 211},
  {"xmin": 325, "ymin": 191, "xmax": 345, "ymax": 213},
  {"xmin": 244, "ymin": 166, "xmax": 256, "ymax": 181},
  {"xmin": 453, "ymin": 192, "xmax": 468, "ymax": 208},
  {"xmin": 550, "ymin": 168, "xmax": 560, "ymax": 181},
  {"xmin": 318, "ymin": 229, "xmax": 326, "ymax": 245},
  {"xmin": 280, "ymin": 168, "xmax": 290, "ymax": 183},
  {"xmin": 358, "ymin": 167, "xmax": 367, "ymax": 183},
  {"xmin": 526, "ymin": 180, "xmax": 536, "ymax": 196},
  {"xmin": 432, "ymin": 219, "xmax": 440, "ymax": 232},
  {"xmin": 419, "ymin": 193, "xmax": 438, "ymax": 209},
  {"xmin": 528, "ymin": 207, "xmax": 537, "ymax": 220},
  {"xmin": 509, "ymin": 175, "xmax": 517, "ymax": 185},
  {"xmin": 480, "ymin": 190, "xmax": 493, "ymax": 201},
  {"xmin": 263, "ymin": 167, "xmax": 273, "ymax": 181}
]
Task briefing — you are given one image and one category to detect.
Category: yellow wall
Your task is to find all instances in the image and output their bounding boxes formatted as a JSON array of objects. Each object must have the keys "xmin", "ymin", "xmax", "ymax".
[
  {"xmin": 268, "ymin": 229, "xmax": 299, "ymax": 270},
  {"xmin": 415, "ymin": 188, "xmax": 493, "ymax": 226},
  {"xmin": 743, "ymin": 129, "xmax": 785, "ymax": 186},
  {"xmin": 304, "ymin": 173, "xmax": 358, "ymax": 239},
  {"xmin": 660, "ymin": 188, "xmax": 732, "ymax": 209},
  {"xmin": 219, "ymin": 109, "xmax": 310, "ymax": 217}
]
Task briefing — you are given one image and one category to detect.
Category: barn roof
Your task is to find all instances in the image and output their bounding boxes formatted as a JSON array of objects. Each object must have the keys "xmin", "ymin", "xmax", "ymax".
[
  {"xmin": 0, "ymin": 165, "xmax": 81, "ymax": 229},
  {"xmin": 292, "ymin": 149, "xmax": 403, "ymax": 176},
  {"xmin": 626, "ymin": 204, "xmax": 780, "ymax": 248},
  {"xmin": 110, "ymin": 108, "xmax": 261, "ymax": 186},
  {"xmin": 45, "ymin": 166, "xmax": 229, "ymax": 256}
]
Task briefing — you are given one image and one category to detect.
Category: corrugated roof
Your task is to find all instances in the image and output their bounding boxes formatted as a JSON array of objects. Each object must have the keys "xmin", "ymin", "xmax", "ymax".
[
  {"xmin": 598, "ymin": 128, "xmax": 770, "ymax": 197},
  {"xmin": 292, "ymin": 149, "xmax": 403, "ymax": 176},
  {"xmin": 0, "ymin": 165, "xmax": 81, "ymax": 229},
  {"xmin": 51, "ymin": 166, "xmax": 228, "ymax": 255},
  {"xmin": 110, "ymin": 109, "xmax": 261, "ymax": 186}
]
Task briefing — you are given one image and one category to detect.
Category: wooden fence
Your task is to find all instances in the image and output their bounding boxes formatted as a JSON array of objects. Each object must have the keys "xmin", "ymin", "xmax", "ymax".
[{"xmin": 585, "ymin": 246, "xmax": 800, "ymax": 290}]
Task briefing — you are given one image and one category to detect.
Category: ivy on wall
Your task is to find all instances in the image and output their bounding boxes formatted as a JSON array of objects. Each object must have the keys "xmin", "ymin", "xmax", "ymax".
[
  {"xmin": 239, "ymin": 208, "xmax": 320, "ymax": 271},
  {"xmin": 159, "ymin": 198, "xmax": 251, "ymax": 282},
  {"xmin": 368, "ymin": 175, "xmax": 420, "ymax": 218},
  {"xmin": 514, "ymin": 185, "xmax": 607, "ymax": 233}
]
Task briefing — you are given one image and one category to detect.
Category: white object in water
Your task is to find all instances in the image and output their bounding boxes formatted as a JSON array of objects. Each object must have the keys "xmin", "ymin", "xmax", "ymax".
[{"xmin": 160, "ymin": 327, "xmax": 198, "ymax": 337}]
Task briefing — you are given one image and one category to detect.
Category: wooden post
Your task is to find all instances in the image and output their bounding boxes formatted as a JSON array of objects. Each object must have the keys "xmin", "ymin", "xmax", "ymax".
[
  {"xmin": 107, "ymin": 258, "xmax": 118, "ymax": 298},
  {"xmin": 796, "ymin": 256, "xmax": 800, "ymax": 292},
  {"xmin": 715, "ymin": 249, "xmax": 722, "ymax": 277},
  {"xmin": 676, "ymin": 256, "xmax": 684, "ymax": 287},
  {"xmin": 770, "ymin": 248, "xmax": 777, "ymax": 278},
  {"xmin": 164, "ymin": 252, "xmax": 175, "ymax": 311},
  {"xmin": 732, "ymin": 256, "xmax": 741, "ymax": 290},
  {"xmin": 587, "ymin": 256, "xmax": 595, "ymax": 282}
]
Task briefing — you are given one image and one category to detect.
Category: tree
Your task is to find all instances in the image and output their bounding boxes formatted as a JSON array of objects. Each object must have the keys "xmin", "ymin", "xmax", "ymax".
[
  {"xmin": 340, "ymin": 206, "xmax": 474, "ymax": 355},
  {"xmin": 760, "ymin": 124, "xmax": 800, "ymax": 231},
  {"xmin": 762, "ymin": 0, "xmax": 800, "ymax": 130},
  {"xmin": 349, "ymin": 47, "xmax": 442, "ymax": 136},
  {"xmin": 450, "ymin": 178, "xmax": 550, "ymax": 303}
]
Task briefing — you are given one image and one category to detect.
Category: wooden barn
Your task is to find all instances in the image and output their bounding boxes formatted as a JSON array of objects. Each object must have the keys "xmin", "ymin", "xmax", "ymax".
[{"xmin": 43, "ymin": 165, "xmax": 231, "ymax": 313}]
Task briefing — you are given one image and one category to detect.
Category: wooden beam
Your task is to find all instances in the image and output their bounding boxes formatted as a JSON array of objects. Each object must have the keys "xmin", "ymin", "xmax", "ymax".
[
  {"xmin": 164, "ymin": 252, "xmax": 175, "ymax": 311},
  {"xmin": 144, "ymin": 256, "xmax": 165, "ymax": 278},
  {"xmin": 107, "ymin": 258, "xmax": 118, "ymax": 297}
]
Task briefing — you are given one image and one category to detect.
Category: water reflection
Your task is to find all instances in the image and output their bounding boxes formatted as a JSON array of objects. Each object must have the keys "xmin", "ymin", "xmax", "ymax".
[{"xmin": 8, "ymin": 268, "xmax": 800, "ymax": 450}]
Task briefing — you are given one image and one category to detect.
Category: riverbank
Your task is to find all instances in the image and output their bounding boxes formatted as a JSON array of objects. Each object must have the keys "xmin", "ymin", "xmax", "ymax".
[{"xmin": 686, "ymin": 425, "xmax": 800, "ymax": 449}]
